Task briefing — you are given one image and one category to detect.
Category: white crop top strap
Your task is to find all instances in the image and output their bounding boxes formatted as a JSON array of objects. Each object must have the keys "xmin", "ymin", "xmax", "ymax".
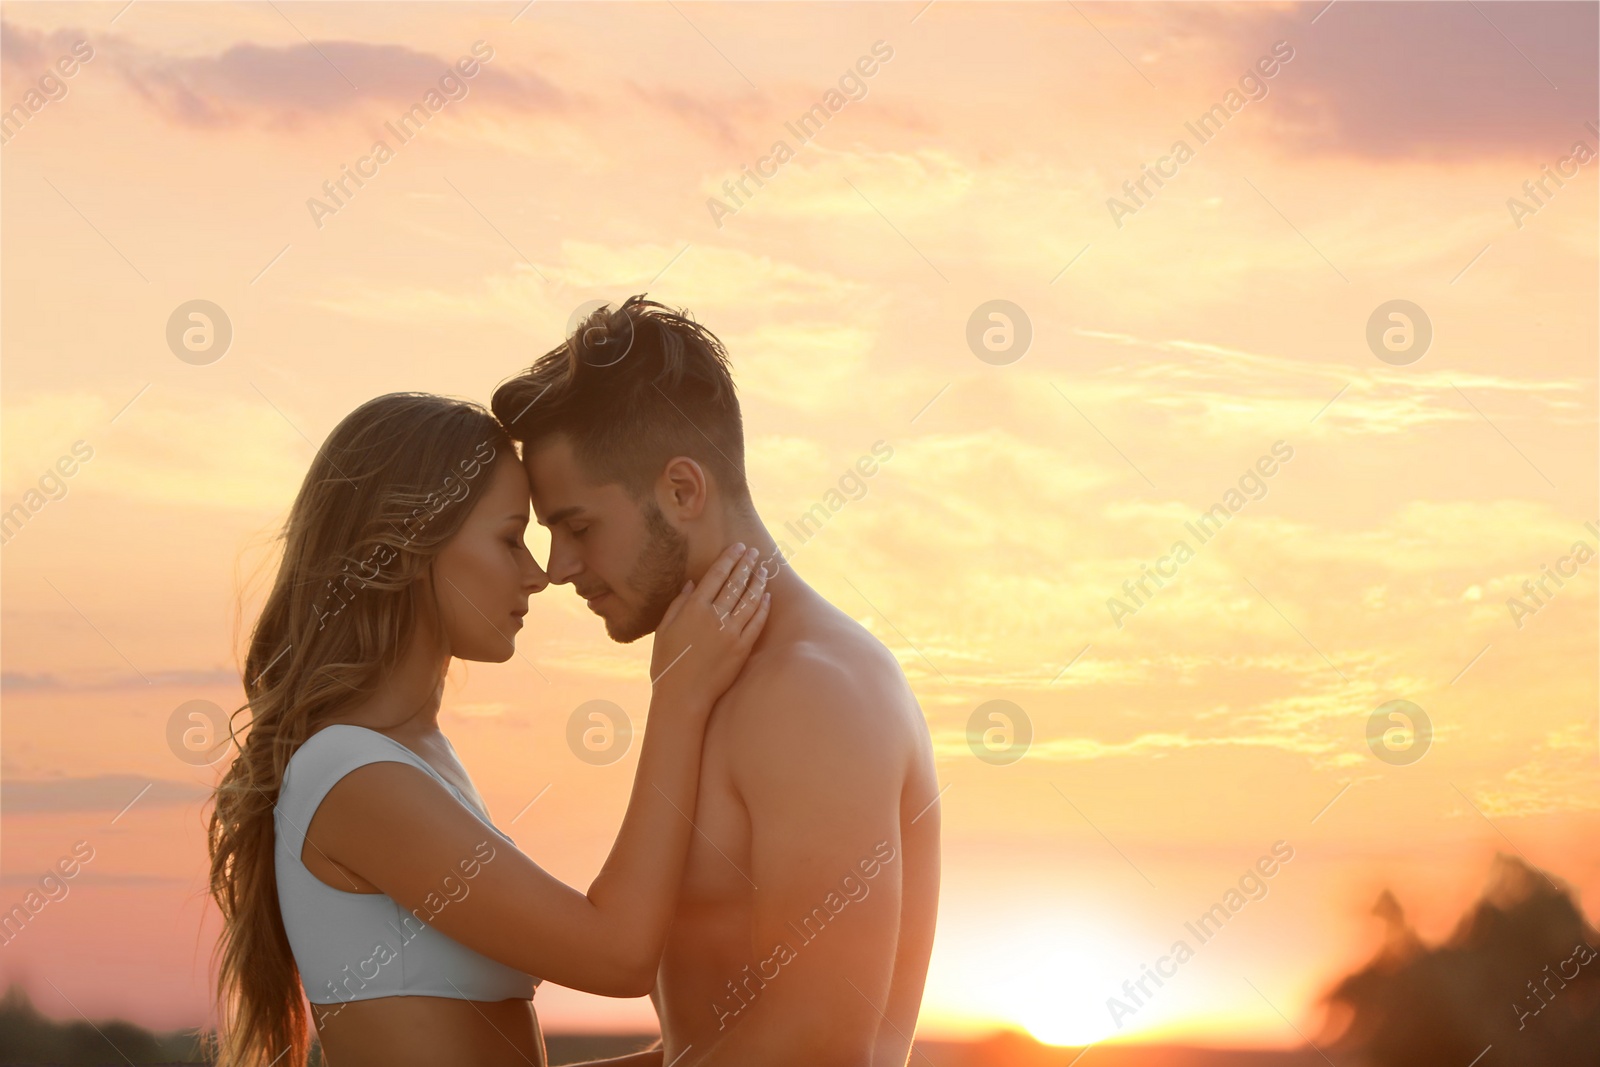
[{"xmin": 274, "ymin": 724, "xmax": 539, "ymax": 1006}]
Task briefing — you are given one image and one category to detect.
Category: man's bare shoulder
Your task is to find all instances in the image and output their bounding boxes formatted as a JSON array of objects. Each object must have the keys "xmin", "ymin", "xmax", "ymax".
[{"xmin": 718, "ymin": 597, "xmax": 922, "ymax": 781}]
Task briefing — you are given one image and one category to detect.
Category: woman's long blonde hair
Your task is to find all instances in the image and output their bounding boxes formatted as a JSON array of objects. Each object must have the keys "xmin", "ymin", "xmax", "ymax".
[{"xmin": 208, "ymin": 392, "xmax": 514, "ymax": 1067}]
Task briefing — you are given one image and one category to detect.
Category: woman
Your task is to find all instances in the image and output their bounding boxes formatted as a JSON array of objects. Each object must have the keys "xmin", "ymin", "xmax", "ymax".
[{"xmin": 207, "ymin": 392, "xmax": 769, "ymax": 1067}]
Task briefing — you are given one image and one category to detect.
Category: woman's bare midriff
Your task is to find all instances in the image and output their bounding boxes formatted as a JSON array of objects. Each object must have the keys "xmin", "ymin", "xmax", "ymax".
[{"xmin": 313, "ymin": 995, "xmax": 544, "ymax": 1067}]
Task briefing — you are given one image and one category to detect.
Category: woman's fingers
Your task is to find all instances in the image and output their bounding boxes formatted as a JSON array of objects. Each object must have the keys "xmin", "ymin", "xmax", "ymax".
[
  {"xmin": 693, "ymin": 542, "xmax": 747, "ymax": 607},
  {"xmin": 728, "ymin": 562, "xmax": 768, "ymax": 628},
  {"xmin": 738, "ymin": 592, "xmax": 772, "ymax": 646},
  {"xmin": 712, "ymin": 547, "xmax": 760, "ymax": 620}
]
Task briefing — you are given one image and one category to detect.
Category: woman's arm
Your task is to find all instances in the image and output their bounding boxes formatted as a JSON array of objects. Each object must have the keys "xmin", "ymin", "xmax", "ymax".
[
  {"xmin": 569, "ymin": 1050, "xmax": 662, "ymax": 1067},
  {"xmin": 304, "ymin": 544, "xmax": 769, "ymax": 997}
]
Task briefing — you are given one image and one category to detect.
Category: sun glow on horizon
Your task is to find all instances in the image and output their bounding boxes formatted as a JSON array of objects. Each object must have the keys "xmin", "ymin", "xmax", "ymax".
[
  {"xmin": 945, "ymin": 914, "xmax": 1132, "ymax": 1048},
  {"xmin": 1017, "ymin": 998, "xmax": 1117, "ymax": 1048}
]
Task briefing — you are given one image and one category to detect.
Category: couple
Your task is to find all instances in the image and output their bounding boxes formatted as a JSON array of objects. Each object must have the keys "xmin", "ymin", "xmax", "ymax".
[{"xmin": 206, "ymin": 296, "xmax": 941, "ymax": 1067}]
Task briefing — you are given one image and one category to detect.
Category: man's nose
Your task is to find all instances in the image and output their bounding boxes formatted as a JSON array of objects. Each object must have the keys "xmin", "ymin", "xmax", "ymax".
[{"xmin": 544, "ymin": 545, "xmax": 581, "ymax": 586}]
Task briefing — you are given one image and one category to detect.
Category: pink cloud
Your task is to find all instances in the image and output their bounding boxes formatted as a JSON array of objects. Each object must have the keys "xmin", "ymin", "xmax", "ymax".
[
  {"xmin": 1245, "ymin": 1, "xmax": 1595, "ymax": 161},
  {"xmin": 2, "ymin": 21, "xmax": 566, "ymax": 130}
]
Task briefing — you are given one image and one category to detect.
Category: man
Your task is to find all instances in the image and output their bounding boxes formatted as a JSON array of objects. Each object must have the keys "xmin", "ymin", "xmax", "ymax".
[{"xmin": 491, "ymin": 295, "xmax": 940, "ymax": 1066}]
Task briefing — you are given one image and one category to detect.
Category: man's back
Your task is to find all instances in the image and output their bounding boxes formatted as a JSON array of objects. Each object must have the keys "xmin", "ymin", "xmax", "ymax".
[{"xmin": 653, "ymin": 573, "xmax": 940, "ymax": 1065}]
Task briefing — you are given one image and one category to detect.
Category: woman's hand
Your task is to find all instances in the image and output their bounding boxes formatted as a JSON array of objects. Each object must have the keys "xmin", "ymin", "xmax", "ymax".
[{"xmin": 648, "ymin": 542, "xmax": 771, "ymax": 711}]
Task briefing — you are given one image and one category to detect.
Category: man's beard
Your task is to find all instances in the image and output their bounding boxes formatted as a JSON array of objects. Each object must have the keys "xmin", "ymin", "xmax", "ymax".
[{"xmin": 606, "ymin": 502, "xmax": 689, "ymax": 643}]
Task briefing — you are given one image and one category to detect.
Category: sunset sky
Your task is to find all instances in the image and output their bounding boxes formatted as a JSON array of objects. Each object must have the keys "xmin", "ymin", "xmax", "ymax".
[{"xmin": 2, "ymin": 0, "xmax": 1597, "ymax": 1052}]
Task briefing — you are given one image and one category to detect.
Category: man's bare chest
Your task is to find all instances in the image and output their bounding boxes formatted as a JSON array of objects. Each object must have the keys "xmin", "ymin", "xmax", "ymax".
[{"xmin": 677, "ymin": 716, "xmax": 756, "ymax": 909}]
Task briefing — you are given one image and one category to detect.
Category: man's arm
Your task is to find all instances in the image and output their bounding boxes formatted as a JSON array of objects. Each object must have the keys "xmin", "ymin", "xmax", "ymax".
[
  {"xmin": 695, "ymin": 653, "xmax": 909, "ymax": 1066},
  {"xmin": 877, "ymin": 742, "xmax": 940, "ymax": 1066}
]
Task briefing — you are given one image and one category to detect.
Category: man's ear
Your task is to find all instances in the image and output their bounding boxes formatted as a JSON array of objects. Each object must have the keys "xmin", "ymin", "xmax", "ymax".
[{"xmin": 657, "ymin": 456, "xmax": 709, "ymax": 520}]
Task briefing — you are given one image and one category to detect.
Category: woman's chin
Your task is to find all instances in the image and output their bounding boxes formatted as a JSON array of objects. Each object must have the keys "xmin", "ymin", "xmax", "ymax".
[{"xmin": 456, "ymin": 639, "xmax": 521, "ymax": 665}]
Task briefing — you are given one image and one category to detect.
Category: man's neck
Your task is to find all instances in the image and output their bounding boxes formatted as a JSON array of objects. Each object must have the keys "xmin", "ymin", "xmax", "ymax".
[{"xmin": 689, "ymin": 510, "xmax": 812, "ymax": 637}]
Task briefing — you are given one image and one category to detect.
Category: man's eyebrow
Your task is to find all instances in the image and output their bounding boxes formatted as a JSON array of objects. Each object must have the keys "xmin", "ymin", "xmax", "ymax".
[{"xmin": 536, "ymin": 505, "xmax": 584, "ymax": 529}]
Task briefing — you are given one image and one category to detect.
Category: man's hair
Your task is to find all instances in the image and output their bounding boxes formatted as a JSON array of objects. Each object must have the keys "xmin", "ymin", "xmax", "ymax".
[{"xmin": 492, "ymin": 294, "xmax": 749, "ymax": 506}]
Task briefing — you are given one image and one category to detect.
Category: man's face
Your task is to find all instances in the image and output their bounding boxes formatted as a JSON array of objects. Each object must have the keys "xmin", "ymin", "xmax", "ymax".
[{"xmin": 525, "ymin": 436, "xmax": 688, "ymax": 643}]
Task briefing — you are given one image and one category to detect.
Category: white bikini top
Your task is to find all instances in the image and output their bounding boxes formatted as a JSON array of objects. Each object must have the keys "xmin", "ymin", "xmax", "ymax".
[{"xmin": 273, "ymin": 724, "xmax": 540, "ymax": 1005}]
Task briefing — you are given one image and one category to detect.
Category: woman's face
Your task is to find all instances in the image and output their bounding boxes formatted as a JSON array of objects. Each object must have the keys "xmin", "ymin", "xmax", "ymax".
[{"xmin": 430, "ymin": 455, "xmax": 548, "ymax": 662}]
